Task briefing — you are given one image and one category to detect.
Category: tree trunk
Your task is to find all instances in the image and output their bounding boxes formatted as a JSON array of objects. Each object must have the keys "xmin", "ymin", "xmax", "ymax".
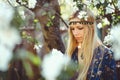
[
  {"xmin": 7, "ymin": 0, "xmax": 65, "ymax": 80},
  {"xmin": 33, "ymin": 0, "xmax": 65, "ymax": 57},
  {"xmin": 7, "ymin": 28, "xmax": 40, "ymax": 80}
]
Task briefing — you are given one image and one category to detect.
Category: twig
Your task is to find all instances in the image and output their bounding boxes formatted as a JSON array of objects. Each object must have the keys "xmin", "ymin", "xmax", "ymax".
[
  {"xmin": 55, "ymin": 12, "xmax": 69, "ymax": 28},
  {"xmin": 7, "ymin": 0, "xmax": 14, "ymax": 8},
  {"xmin": 16, "ymin": 0, "xmax": 30, "ymax": 9}
]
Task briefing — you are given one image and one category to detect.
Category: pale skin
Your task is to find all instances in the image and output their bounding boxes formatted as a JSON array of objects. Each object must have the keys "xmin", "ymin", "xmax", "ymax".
[{"xmin": 69, "ymin": 18, "xmax": 88, "ymax": 48}]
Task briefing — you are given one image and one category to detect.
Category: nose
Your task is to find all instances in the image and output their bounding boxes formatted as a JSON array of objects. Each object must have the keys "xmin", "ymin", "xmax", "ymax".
[{"xmin": 73, "ymin": 28, "xmax": 79, "ymax": 36}]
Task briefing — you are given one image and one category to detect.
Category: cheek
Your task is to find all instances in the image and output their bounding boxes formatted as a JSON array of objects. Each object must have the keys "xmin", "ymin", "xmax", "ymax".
[
  {"xmin": 83, "ymin": 27, "xmax": 88, "ymax": 34},
  {"xmin": 82, "ymin": 28, "xmax": 88, "ymax": 38},
  {"xmin": 81, "ymin": 30, "xmax": 84, "ymax": 36},
  {"xmin": 77, "ymin": 29, "xmax": 85, "ymax": 37}
]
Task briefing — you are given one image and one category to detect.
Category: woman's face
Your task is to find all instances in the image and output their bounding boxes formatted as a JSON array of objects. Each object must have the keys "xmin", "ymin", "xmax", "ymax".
[{"xmin": 69, "ymin": 18, "xmax": 88, "ymax": 43}]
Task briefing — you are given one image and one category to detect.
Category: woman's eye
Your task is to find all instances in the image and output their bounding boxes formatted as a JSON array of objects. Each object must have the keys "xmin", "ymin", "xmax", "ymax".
[
  {"xmin": 71, "ymin": 28, "xmax": 74, "ymax": 30},
  {"xmin": 78, "ymin": 27, "xmax": 84, "ymax": 30}
]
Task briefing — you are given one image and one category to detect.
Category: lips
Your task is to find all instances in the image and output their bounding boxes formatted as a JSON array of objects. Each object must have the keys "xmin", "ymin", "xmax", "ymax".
[
  {"xmin": 75, "ymin": 37, "xmax": 83, "ymax": 42},
  {"xmin": 75, "ymin": 37, "xmax": 82, "ymax": 39}
]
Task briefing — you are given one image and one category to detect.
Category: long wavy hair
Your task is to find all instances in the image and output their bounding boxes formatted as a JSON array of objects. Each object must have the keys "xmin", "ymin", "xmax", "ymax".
[{"xmin": 66, "ymin": 8, "xmax": 101, "ymax": 80}]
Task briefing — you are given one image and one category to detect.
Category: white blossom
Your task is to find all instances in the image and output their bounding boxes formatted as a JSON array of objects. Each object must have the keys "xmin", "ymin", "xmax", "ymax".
[
  {"xmin": 91, "ymin": 7, "xmax": 99, "ymax": 16},
  {"xmin": 18, "ymin": 7, "xmax": 26, "ymax": 20},
  {"xmin": 102, "ymin": 18, "xmax": 110, "ymax": 25},
  {"xmin": 8, "ymin": 0, "xmax": 19, "ymax": 6},
  {"xmin": 83, "ymin": 0, "xmax": 92, "ymax": 6},
  {"xmin": 0, "ymin": 28, "xmax": 21, "ymax": 50},
  {"xmin": 0, "ymin": 46, "xmax": 13, "ymax": 71},
  {"xmin": 93, "ymin": 0, "xmax": 99, "ymax": 6},
  {"xmin": 0, "ymin": 0, "xmax": 7, "ymax": 2},
  {"xmin": 0, "ymin": 2, "xmax": 14, "ymax": 28},
  {"xmin": 97, "ymin": 23, "xmax": 103, "ymax": 29},
  {"xmin": 0, "ymin": 2, "xmax": 21, "ymax": 50},
  {"xmin": 109, "ymin": 0, "xmax": 112, "ymax": 2},
  {"xmin": 18, "ymin": 0, "xmax": 27, "ymax": 5},
  {"xmin": 117, "ymin": 0, "xmax": 120, "ymax": 9},
  {"xmin": 58, "ymin": 0, "xmax": 78, "ymax": 20},
  {"xmin": 100, "ymin": 0, "xmax": 105, "ymax": 3},
  {"xmin": 0, "ymin": 28, "xmax": 20, "ymax": 71},
  {"xmin": 110, "ymin": 24, "xmax": 120, "ymax": 60},
  {"xmin": 103, "ymin": 34, "xmax": 113, "ymax": 46},
  {"xmin": 106, "ymin": 4, "xmax": 115, "ymax": 14},
  {"xmin": 78, "ymin": 11, "xmax": 88, "ymax": 21},
  {"xmin": 0, "ymin": 1, "xmax": 21, "ymax": 72},
  {"xmin": 34, "ymin": 44, "xmax": 42, "ymax": 50},
  {"xmin": 104, "ymin": 24, "xmax": 120, "ymax": 60},
  {"xmin": 28, "ymin": 0, "xmax": 37, "ymax": 9},
  {"xmin": 41, "ymin": 49, "xmax": 70, "ymax": 80}
]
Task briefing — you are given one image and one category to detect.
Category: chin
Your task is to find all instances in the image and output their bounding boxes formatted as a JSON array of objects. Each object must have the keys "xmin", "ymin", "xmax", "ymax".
[{"xmin": 77, "ymin": 40, "xmax": 82, "ymax": 43}]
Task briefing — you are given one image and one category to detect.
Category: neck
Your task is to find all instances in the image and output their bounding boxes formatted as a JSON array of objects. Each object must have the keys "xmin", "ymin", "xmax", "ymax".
[{"xmin": 78, "ymin": 42, "xmax": 82, "ymax": 49}]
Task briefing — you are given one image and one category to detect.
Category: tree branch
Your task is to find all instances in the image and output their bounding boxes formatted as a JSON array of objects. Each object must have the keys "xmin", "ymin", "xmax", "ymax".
[{"xmin": 55, "ymin": 12, "xmax": 69, "ymax": 28}]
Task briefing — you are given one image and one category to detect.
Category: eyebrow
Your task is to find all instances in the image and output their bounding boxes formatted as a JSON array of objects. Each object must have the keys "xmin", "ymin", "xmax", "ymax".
[
  {"xmin": 70, "ymin": 25, "xmax": 84, "ymax": 29},
  {"xmin": 69, "ymin": 21, "xmax": 93, "ymax": 25}
]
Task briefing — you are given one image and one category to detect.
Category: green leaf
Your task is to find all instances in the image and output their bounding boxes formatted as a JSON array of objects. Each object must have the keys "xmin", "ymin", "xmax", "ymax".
[
  {"xmin": 23, "ymin": 61, "xmax": 34, "ymax": 78},
  {"xmin": 118, "ymin": 16, "xmax": 120, "ymax": 19},
  {"xmin": 28, "ymin": 53, "xmax": 41, "ymax": 66},
  {"xmin": 57, "ymin": 61, "xmax": 80, "ymax": 80},
  {"xmin": 51, "ymin": 16, "xmax": 55, "ymax": 19},
  {"xmin": 11, "ymin": 7, "xmax": 25, "ymax": 28},
  {"xmin": 34, "ymin": 19, "xmax": 39, "ymax": 23},
  {"xmin": 15, "ymin": 49, "xmax": 41, "ymax": 66}
]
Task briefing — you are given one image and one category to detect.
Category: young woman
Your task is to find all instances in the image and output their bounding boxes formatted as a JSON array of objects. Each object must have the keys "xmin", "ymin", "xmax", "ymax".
[{"xmin": 66, "ymin": 8, "xmax": 117, "ymax": 80}]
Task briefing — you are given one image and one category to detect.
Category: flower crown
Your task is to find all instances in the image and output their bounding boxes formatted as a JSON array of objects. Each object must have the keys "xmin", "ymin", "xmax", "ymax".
[
  {"xmin": 69, "ymin": 21, "xmax": 94, "ymax": 25},
  {"xmin": 78, "ymin": 11, "xmax": 88, "ymax": 21},
  {"xmin": 69, "ymin": 11, "xmax": 94, "ymax": 25}
]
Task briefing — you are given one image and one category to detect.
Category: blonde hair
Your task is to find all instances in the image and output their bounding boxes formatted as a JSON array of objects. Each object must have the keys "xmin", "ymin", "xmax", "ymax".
[{"xmin": 66, "ymin": 8, "xmax": 100, "ymax": 80}]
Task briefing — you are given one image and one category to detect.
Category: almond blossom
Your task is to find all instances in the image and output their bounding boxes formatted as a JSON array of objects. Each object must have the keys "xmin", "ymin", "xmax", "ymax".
[
  {"xmin": 0, "ymin": 1, "xmax": 21, "ymax": 71},
  {"xmin": 41, "ymin": 49, "xmax": 70, "ymax": 80},
  {"xmin": 104, "ymin": 23, "xmax": 120, "ymax": 60}
]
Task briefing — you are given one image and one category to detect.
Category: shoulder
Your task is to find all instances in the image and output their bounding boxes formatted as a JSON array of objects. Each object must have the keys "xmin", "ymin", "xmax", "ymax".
[
  {"xmin": 95, "ymin": 45, "xmax": 116, "ymax": 69},
  {"xmin": 96, "ymin": 45, "xmax": 113, "ymax": 55},
  {"xmin": 94, "ymin": 45, "xmax": 114, "ymax": 59}
]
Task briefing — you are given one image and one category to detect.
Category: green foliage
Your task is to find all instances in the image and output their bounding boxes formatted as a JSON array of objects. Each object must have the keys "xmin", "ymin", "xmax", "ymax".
[
  {"xmin": 112, "ymin": 14, "xmax": 120, "ymax": 25},
  {"xmin": 34, "ymin": 19, "xmax": 39, "ymax": 23},
  {"xmin": 15, "ymin": 49, "xmax": 41, "ymax": 66},
  {"xmin": 14, "ymin": 49, "xmax": 41, "ymax": 78},
  {"xmin": 73, "ymin": 0, "xmax": 84, "ymax": 10},
  {"xmin": 11, "ymin": 7, "xmax": 25, "ymax": 28},
  {"xmin": 72, "ymin": 0, "xmax": 120, "ymax": 26},
  {"xmin": 46, "ymin": 15, "xmax": 55, "ymax": 27},
  {"xmin": 57, "ymin": 61, "xmax": 80, "ymax": 80},
  {"xmin": 23, "ymin": 61, "xmax": 34, "ymax": 78},
  {"xmin": 21, "ymin": 31, "xmax": 38, "ymax": 44},
  {"xmin": 27, "ymin": 52, "xmax": 41, "ymax": 66}
]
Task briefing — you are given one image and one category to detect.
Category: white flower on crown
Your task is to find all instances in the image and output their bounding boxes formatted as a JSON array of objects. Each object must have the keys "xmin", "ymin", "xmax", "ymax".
[{"xmin": 77, "ymin": 11, "xmax": 88, "ymax": 21}]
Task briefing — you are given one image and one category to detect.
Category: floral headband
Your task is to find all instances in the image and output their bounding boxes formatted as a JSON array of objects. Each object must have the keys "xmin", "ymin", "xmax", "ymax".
[
  {"xmin": 69, "ymin": 21, "xmax": 94, "ymax": 25},
  {"xmin": 69, "ymin": 11, "xmax": 94, "ymax": 25}
]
